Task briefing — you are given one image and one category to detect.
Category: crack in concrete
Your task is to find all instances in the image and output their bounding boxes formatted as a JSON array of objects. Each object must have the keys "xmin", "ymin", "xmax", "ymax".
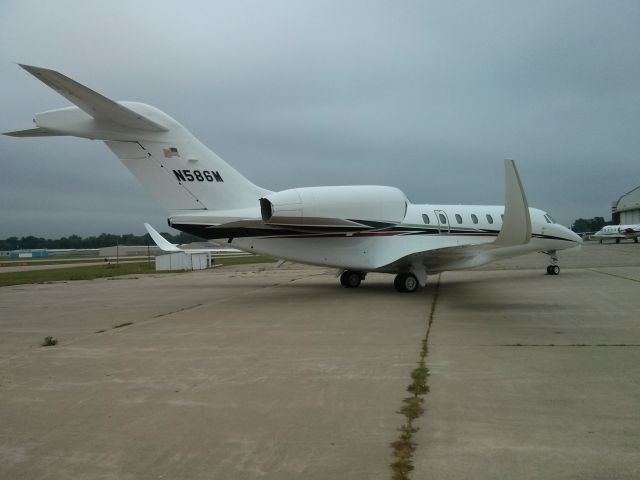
[{"xmin": 389, "ymin": 274, "xmax": 441, "ymax": 480}]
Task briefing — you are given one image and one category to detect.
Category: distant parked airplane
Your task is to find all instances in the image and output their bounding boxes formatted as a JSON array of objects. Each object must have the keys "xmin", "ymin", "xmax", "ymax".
[
  {"xmin": 6, "ymin": 65, "xmax": 582, "ymax": 291},
  {"xmin": 592, "ymin": 225, "xmax": 640, "ymax": 243}
]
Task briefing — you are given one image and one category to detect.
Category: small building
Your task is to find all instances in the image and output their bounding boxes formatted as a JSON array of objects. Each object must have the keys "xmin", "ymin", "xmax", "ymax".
[
  {"xmin": 613, "ymin": 186, "xmax": 640, "ymax": 224},
  {"xmin": 155, "ymin": 252, "xmax": 211, "ymax": 271}
]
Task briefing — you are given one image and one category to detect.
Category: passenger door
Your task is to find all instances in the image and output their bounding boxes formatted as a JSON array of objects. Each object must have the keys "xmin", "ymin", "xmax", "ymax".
[{"xmin": 434, "ymin": 209, "xmax": 450, "ymax": 234}]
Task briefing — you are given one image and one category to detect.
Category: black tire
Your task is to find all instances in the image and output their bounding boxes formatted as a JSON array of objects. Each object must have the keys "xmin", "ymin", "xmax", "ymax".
[
  {"xmin": 340, "ymin": 270, "xmax": 361, "ymax": 288},
  {"xmin": 551, "ymin": 265, "xmax": 560, "ymax": 275},
  {"xmin": 394, "ymin": 274, "xmax": 403, "ymax": 292},
  {"xmin": 546, "ymin": 265, "xmax": 553, "ymax": 275},
  {"xmin": 395, "ymin": 273, "xmax": 419, "ymax": 292}
]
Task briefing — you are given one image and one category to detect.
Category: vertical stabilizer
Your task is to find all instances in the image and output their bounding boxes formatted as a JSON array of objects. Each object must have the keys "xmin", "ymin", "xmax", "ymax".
[{"xmin": 6, "ymin": 64, "xmax": 270, "ymax": 214}]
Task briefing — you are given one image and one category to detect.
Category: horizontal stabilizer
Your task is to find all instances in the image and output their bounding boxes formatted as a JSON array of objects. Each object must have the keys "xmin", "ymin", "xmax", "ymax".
[
  {"xmin": 19, "ymin": 64, "xmax": 168, "ymax": 132},
  {"xmin": 3, "ymin": 127, "xmax": 64, "ymax": 137}
]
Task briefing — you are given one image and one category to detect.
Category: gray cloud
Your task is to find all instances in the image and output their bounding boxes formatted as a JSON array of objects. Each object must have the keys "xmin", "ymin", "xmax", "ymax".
[{"xmin": 1, "ymin": 0, "xmax": 639, "ymax": 237}]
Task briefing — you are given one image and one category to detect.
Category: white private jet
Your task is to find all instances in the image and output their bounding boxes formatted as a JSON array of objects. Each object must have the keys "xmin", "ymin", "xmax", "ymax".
[
  {"xmin": 5, "ymin": 65, "xmax": 582, "ymax": 292},
  {"xmin": 592, "ymin": 224, "xmax": 640, "ymax": 243}
]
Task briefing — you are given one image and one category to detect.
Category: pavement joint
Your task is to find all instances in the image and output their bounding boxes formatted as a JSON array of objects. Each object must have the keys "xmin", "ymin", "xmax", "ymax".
[
  {"xmin": 389, "ymin": 274, "xmax": 441, "ymax": 480},
  {"xmin": 585, "ymin": 268, "xmax": 640, "ymax": 283}
]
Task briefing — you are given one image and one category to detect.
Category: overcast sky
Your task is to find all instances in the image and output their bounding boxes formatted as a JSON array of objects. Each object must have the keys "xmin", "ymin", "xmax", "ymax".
[{"xmin": 1, "ymin": 0, "xmax": 639, "ymax": 237}]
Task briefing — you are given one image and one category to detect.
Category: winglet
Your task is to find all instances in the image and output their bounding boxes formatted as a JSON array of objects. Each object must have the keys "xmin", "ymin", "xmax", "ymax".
[
  {"xmin": 494, "ymin": 159, "xmax": 532, "ymax": 246},
  {"xmin": 144, "ymin": 223, "xmax": 182, "ymax": 252},
  {"xmin": 18, "ymin": 64, "xmax": 168, "ymax": 132}
]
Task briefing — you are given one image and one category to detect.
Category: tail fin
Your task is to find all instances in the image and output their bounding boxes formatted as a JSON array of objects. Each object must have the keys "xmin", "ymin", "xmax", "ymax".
[{"xmin": 5, "ymin": 65, "xmax": 269, "ymax": 214}]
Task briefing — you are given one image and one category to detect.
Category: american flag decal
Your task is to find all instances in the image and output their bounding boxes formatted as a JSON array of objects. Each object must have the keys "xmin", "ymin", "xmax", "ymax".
[{"xmin": 163, "ymin": 147, "xmax": 180, "ymax": 158}]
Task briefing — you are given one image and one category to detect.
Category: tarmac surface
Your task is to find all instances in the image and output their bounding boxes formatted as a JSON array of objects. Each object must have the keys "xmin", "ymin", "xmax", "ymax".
[{"xmin": 0, "ymin": 242, "xmax": 638, "ymax": 479}]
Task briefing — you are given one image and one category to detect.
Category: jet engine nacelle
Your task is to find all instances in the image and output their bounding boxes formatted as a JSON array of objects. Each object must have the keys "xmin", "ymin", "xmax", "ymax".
[{"xmin": 260, "ymin": 185, "xmax": 408, "ymax": 229}]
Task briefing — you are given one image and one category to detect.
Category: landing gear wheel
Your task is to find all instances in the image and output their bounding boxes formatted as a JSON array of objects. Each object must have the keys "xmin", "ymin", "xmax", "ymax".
[
  {"xmin": 340, "ymin": 270, "xmax": 362, "ymax": 288},
  {"xmin": 394, "ymin": 273, "xmax": 419, "ymax": 293},
  {"xmin": 545, "ymin": 250, "xmax": 560, "ymax": 276}
]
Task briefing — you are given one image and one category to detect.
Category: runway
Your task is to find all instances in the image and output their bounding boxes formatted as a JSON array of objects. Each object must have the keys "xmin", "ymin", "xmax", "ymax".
[{"xmin": 0, "ymin": 243, "xmax": 638, "ymax": 479}]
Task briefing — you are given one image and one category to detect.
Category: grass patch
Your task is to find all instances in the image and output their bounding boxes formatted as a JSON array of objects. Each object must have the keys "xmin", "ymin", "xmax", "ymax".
[
  {"xmin": 0, "ymin": 256, "xmax": 276, "ymax": 288},
  {"xmin": 0, "ymin": 262, "xmax": 156, "ymax": 287},
  {"xmin": 1, "ymin": 258, "xmax": 108, "ymax": 267},
  {"xmin": 213, "ymin": 255, "xmax": 276, "ymax": 267}
]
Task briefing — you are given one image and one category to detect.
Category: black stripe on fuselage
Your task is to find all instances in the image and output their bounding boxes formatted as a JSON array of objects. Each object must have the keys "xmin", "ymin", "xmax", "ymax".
[{"xmin": 171, "ymin": 223, "xmax": 576, "ymax": 243}]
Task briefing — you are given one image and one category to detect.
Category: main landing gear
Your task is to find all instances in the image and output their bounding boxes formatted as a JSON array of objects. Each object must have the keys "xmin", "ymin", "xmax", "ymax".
[
  {"xmin": 339, "ymin": 270, "xmax": 423, "ymax": 292},
  {"xmin": 394, "ymin": 273, "xmax": 420, "ymax": 293},
  {"xmin": 545, "ymin": 250, "xmax": 560, "ymax": 275},
  {"xmin": 340, "ymin": 270, "xmax": 365, "ymax": 288}
]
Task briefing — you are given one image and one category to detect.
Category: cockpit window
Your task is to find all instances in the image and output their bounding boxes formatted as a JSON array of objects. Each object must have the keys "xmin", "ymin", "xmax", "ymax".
[
  {"xmin": 543, "ymin": 214, "xmax": 553, "ymax": 224},
  {"xmin": 422, "ymin": 214, "xmax": 430, "ymax": 224}
]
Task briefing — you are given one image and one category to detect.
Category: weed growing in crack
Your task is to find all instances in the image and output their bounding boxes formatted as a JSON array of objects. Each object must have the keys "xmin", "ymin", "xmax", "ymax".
[
  {"xmin": 390, "ymin": 274, "xmax": 440, "ymax": 480},
  {"xmin": 41, "ymin": 336, "xmax": 58, "ymax": 347}
]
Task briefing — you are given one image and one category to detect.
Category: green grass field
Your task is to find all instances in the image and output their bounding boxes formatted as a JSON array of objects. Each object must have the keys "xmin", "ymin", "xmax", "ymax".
[{"xmin": 0, "ymin": 256, "xmax": 275, "ymax": 287}]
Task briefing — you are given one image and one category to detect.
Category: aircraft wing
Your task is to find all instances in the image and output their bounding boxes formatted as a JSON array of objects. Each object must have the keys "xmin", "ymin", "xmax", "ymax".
[
  {"xmin": 394, "ymin": 241, "xmax": 530, "ymax": 273},
  {"xmin": 144, "ymin": 223, "xmax": 182, "ymax": 252},
  {"xmin": 381, "ymin": 160, "xmax": 533, "ymax": 274},
  {"xmin": 145, "ymin": 223, "xmax": 248, "ymax": 255}
]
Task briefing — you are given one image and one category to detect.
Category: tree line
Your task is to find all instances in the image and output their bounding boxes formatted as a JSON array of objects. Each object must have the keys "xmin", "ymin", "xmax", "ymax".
[
  {"xmin": 570, "ymin": 217, "xmax": 607, "ymax": 233},
  {"xmin": 0, "ymin": 231, "xmax": 203, "ymax": 251}
]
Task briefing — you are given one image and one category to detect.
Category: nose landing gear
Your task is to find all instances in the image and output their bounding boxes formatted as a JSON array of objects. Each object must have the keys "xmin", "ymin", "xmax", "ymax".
[
  {"xmin": 545, "ymin": 251, "xmax": 560, "ymax": 275},
  {"xmin": 546, "ymin": 264, "xmax": 560, "ymax": 275}
]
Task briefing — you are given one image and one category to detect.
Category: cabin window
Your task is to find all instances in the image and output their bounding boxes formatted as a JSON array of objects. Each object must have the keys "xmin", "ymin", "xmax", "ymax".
[
  {"xmin": 438, "ymin": 213, "xmax": 447, "ymax": 224},
  {"xmin": 422, "ymin": 214, "xmax": 430, "ymax": 224},
  {"xmin": 471, "ymin": 214, "xmax": 478, "ymax": 224},
  {"xmin": 455, "ymin": 214, "xmax": 462, "ymax": 224},
  {"xmin": 486, "ymin": 214, "xmax": 494, "ymax": 224}
]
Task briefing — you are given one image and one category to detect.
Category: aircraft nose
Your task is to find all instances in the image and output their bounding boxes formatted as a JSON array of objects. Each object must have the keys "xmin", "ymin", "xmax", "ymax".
[{"xmin": 564, "ymin": 226, "xmax": 583, "ymax": 244}]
